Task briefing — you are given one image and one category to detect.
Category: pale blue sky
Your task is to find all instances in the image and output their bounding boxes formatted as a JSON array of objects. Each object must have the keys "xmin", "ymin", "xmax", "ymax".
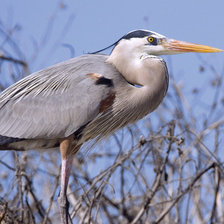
[{"xmin": 1, "ymin": 0, "xmax": 223, "ymax": 65}]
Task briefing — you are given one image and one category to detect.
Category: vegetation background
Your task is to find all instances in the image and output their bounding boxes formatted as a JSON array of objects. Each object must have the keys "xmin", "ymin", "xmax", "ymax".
[{"xmin": 0, "ymin": 1, "xmax": 224, "ymax": 223}]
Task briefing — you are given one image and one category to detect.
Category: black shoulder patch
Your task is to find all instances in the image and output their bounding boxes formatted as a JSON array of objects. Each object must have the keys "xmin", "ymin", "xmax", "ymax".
[
  {"xmin": 121, "ymin": 30, "xmax": 152, "ymax": 40},
  {"xmin": 95, "ymin": 77, "xmax": 114, "ymax": 87}
]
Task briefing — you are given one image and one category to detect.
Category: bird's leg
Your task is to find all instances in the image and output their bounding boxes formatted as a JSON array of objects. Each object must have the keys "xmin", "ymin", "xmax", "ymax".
[
  {"xmin": 58, "ymin": 155, "xmax": 74, "ymax": 224},
  {"xmin": 58, "ymin": 137, "xmax": 74, "ymax": 224}
]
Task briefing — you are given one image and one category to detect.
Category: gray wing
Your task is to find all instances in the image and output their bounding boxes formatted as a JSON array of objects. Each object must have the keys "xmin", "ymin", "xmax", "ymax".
[{"xmin": 0, "ymin": 54, "xmax": 117, "ymax": 139}]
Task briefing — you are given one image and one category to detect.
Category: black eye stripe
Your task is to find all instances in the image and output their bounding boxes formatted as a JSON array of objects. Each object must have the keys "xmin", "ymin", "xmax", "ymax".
[{"xmin": 121, "ymin": 30, "xmax": 152, "ymax": 40}]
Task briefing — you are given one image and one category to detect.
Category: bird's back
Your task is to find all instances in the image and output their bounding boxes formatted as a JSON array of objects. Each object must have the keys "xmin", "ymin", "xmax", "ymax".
[{"xmin": 0, "ymin": 54, "xmax": 125, "ymax": 150}]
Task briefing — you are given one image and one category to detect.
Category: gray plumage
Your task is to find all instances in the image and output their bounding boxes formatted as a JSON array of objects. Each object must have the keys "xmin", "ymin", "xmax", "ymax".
[
  {"xmin": 0, "ymin": 53, "xmax": 168, "ymax": 150},
  {"xmin": 0, "ymin": 55, "xmax": 115, "ymax": 139}
]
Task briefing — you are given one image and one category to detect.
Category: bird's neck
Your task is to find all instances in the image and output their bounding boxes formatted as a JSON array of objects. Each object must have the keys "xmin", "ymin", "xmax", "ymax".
[
  {"xmin": 107, "ymin": 49, "xmax": 166, "ymax": 88},
  {"xmin": 107, "ymin": 48, "xmax": 146, "ymax": 86},
  {"xmin": 107, "ymin": 50, "xmax": 168, "ymax": 114}
]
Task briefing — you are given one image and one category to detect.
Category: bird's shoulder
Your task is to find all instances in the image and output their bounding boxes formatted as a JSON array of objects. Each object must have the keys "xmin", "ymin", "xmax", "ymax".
[
  {"xmin": 0, "ymin": 54, "xmax": 122, "ymax": 103},
  {"xmin": 0, "ymin": 54, "xmax": 122, "ymax": 139}
]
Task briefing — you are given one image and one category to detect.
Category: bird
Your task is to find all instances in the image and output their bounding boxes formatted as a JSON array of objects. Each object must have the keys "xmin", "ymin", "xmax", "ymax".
[{"xmin": 0, "ymin": 29, "xmax": 222, "ymax": 224}]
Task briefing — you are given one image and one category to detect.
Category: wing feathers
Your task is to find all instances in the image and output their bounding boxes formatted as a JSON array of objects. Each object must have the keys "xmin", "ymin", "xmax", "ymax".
[{"xmin": 0, "ymin": 55, "xmax": 117, "ymax": 139}]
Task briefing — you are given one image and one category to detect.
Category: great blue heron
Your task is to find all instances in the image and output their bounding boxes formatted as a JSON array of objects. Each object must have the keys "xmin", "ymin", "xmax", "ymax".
[{"xmin": 0, "ymin": 29, "xmax": 222, "ymax": 224}]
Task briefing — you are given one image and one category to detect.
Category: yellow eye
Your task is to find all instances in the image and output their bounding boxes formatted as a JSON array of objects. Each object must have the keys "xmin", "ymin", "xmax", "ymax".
[{"xmin": 147, "ymin": 36, "xmax": 154, "ymax": 43}]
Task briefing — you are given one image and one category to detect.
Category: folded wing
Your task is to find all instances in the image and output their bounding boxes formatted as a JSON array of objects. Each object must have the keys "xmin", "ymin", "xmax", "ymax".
[{"xmin": 0, "ymin": 55, "xmax": 115, "ymax": 139}]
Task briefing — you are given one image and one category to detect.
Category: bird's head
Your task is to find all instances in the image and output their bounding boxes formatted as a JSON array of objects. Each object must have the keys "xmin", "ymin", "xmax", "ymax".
[
  {"xmin": 110, "ymin": 29, "xmax": 223, "ymax": 58},
  {"xmin": 95, "ymin": 29, "xmax": 222, "ymax": 83}
]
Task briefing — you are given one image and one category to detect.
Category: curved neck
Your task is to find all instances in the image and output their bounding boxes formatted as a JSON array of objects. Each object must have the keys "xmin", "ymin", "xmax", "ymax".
[
  {"xmin": 107, "ymin": 51, "xmax": 169, "ymax": 114},
  {"xmin": 107, "ymin": 41, "xmax": 145, "ymax": 85},
  {"xmin": 107, "ymin": 48, "xmax": 167, "ymax": 88}
]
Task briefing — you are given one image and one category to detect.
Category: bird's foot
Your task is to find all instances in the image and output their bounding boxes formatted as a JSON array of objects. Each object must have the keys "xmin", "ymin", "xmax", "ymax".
[{"xmin": 58, "ymin": 194, "xmax": 73, "ymax": 224}]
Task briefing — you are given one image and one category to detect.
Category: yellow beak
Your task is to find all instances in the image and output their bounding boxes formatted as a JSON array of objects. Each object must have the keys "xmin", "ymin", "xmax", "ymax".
[{"xmin": 163, "ymin": 39, "xmax": 223, "ymax": 54}]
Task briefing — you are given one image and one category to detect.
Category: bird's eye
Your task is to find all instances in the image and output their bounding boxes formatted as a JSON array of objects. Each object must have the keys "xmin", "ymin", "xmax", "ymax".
[
  {"xmin": 147, "ymin": 36, "xmax": 157, "ymax": 45},
  {"xmin": 147, "ymin": 36, "xmax": 154, "ymax": 43}
]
